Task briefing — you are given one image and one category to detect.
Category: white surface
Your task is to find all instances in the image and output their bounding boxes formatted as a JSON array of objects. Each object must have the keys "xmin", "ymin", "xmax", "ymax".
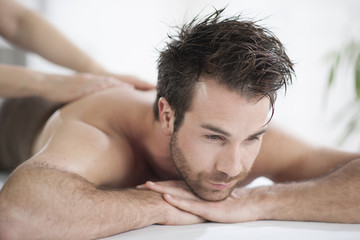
[{"xmin": 102, "ymin": 221, "xmax": 360, "ymax": 240}]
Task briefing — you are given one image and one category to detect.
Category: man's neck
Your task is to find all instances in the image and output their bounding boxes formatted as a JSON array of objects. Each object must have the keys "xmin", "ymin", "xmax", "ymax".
[{"xmin": 140, "ymin": 110, "xmax": 180, "ymax": 180}]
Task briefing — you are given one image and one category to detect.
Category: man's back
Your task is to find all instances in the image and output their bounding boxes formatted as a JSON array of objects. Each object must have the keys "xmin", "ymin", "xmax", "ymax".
[{"xmin": 31, "ymin": 87, "xmax": 159, "ymax": 188}]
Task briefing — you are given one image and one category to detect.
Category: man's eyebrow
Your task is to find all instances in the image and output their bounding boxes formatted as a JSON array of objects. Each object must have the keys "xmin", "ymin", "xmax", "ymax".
[
  {"xmin": 247, "ymin": 128, "xmax": 268, "ymax": 139},
  {"xmin": 200, "ymin": 124, "xmax": 231, "ymax": 137},
  {"xmin": 200, "ymin": 123, "xmax": 268, "ymax": 139}
]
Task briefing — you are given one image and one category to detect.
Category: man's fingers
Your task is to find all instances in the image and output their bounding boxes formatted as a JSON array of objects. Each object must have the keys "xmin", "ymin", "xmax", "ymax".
[
  {"xmin": 136, "ymin": 181, "xmax": 199, "ymax": 201},
  {"xmin": 140, "ymin": 181, "xmax": 196, "ymax": 199},
  {"xmin": 144, "ymin": 181, "xmax": 176, "ymax": 193},
  {"xmin": 163, "ymin": 193, "xmax": 210, "ymax": 219}
]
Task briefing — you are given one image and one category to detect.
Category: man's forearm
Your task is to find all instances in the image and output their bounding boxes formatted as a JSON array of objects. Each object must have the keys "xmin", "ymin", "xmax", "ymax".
[
  {"xmin": 0, "ymin": 166, "xmax": 165, "ymax": 239},
  {"xmin": 142, "ymin": 158, "xmax": 360, "ymax": 224},
  {"xmin": 259, "ymin": 158, "xmax": 360, "ymax": 223}
]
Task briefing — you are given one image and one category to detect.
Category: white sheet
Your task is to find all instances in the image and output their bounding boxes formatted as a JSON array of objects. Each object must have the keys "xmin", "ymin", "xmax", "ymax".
[
  {"xmin": 1, "ymin": 174, "xmax": 359, "ymax": 239},
  {"xmin": 102, "ymin": 221, "xmax": 360, "ymax": 240}
]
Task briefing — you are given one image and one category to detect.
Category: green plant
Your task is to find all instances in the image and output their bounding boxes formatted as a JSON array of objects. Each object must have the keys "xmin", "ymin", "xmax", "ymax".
[{"xmin": 326, "ymin": 41, "xmax": 360, "ymax": 147}]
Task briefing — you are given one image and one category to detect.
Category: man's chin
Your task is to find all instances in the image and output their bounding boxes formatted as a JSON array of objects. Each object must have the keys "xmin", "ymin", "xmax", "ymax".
[{"xmin": 195, "ymin": 188, "xmax": 232, "ymax": 202}]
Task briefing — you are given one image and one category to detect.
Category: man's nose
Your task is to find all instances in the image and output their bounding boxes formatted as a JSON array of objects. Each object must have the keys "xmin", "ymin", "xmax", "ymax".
[{"xmin": 215, "ymin": 145, "xmax": 244, "ymax": 177}]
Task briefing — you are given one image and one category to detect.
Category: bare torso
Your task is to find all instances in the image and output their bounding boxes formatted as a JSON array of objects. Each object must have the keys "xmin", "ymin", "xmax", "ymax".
[
  {"xmin": 28, "ymin": 87, "xmax": 324, "ymax": 189},
  {"xmin": 30, "ymin": 88, "xmax": 177, "ymax": 188}
]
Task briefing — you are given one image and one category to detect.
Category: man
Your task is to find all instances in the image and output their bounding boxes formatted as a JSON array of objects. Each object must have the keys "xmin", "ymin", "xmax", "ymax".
[{"xmin": 0, "ymin": 9, "xmax": 359, "ymax": 239}]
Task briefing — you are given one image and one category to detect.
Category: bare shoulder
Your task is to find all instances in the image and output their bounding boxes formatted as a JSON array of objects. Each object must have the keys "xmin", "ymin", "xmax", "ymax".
[
  {"xmin": 252, "ymin": 124, "xmax": 311, "ymax": 175},
  {"xmin": 29, "ymin": 88, "xmax": 156, "ymax": 187},
  {"xmin": 60, "ymin": 87, "xmax": 156, "ymax": 130},
  {"xmin": 251, "ymin": 124, "xmax": 360, "ymax": 183},
  {"xmin": 244, "ymin": 124, "xmax": 306, "ymax": 182}
]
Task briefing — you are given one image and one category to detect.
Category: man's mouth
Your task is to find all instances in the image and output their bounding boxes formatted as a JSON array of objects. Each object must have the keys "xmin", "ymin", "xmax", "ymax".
[{"xmin": 207, "ymin": 180, "xmax": 235, "ymax": 190}]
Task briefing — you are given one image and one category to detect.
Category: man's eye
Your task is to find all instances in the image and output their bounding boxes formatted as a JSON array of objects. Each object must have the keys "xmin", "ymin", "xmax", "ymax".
[
  {"xmin": 247, "ymin": 136, "xmax": 259, "ymax": 142},
  {"xmin": 206, "ymin": 135, "xmax": 224, "ymax": 141}
]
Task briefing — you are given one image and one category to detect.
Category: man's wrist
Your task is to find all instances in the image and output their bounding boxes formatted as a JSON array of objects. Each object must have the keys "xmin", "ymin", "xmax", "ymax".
[
  {"xmin": 241, "ymin": 186, "xmax": 278, "ymax": 221},
  {"xmin": 256, "ymin": 185, "xmax": 281, "ymax": 221},
  {"xmin": 250, "ymin": 182, "xmax": 315, "ymax": 221},
  {"xmin": 131, "ymin": 189, "xmax": 169, "ymax": 225}
]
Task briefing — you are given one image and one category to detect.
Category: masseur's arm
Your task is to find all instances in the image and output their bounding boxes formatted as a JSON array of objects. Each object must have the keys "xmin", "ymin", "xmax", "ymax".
[
  {"xmin": 0, "ymin": 117, "xmax": 201, "ymax": 239},
  {"xmin": 0, "ymin": 0, "xmax": 153, "ymax": 101},
  {"xmin": 143, "ymin": 125, "xmax": 360, "ymax": 223},
  {"xmin": 0, "ymin": 64, "xmax": 136, "ymax": 101},
  {"xmin": 0, "ymin": 0, "xmax": 104, "ymax": 73}
]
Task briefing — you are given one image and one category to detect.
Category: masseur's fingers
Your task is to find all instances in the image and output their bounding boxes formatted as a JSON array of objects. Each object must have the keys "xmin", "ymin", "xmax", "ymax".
[
  {"xmin": 106, "ymin": 74, "xmax": 155, "ymax": 91},
  {"xmin": 43, "ymin": 73, "xmax": 134, "ymax": 102}
]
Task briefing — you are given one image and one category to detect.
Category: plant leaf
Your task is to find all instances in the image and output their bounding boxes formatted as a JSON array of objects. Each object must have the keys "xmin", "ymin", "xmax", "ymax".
[
  {"xmin": 338, "ymin": 109, "xmax": 360, "ymax": 146},
  {"xmin": 345, "ymin": 41, "xmax": 360, "ymax": 61},
  {"xmin": 355, "ymin": 52, "xmax": 360, "ymax": 99},
  {"xmin": 328, "ymin": 65, "xmax": 335, "ymax": 87},
  {"xmin": 327, "ymin": 54, "xmax": 341, "ymax": 88}
]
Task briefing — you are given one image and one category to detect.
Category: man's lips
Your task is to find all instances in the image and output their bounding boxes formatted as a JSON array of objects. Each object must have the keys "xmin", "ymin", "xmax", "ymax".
[{"xmin": 208, "ymin": 180, "xmax": 235, "ymax": 190}]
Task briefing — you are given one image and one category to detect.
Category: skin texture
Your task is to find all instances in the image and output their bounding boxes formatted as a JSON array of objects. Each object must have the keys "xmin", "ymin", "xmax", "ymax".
[
  {"xmin": 167, "ymin": 80, "xmax": 270, "ymax": 201},
  {"xmin": 0, "ymin": 76, "xmax": 359, "ymax": 239}
]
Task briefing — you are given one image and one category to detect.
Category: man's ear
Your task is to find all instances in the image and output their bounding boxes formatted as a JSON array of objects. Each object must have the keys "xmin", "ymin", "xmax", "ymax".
[{"xmin": 158, "ymin": 97, "xmax": 175, "ymax": 135}]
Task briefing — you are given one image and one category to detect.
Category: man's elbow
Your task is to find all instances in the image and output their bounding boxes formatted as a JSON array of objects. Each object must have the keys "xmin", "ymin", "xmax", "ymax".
[
  {"xmin": 0, "ymin": 218, "xmax": 16, "ymax": 240},
  {"xmin": 0, "ymin": 195, "xmax": 29, "ymax": 240}
]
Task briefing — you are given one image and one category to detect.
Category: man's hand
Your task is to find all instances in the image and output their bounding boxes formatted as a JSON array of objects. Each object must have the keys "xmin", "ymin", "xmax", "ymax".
[
  {"xmin": 138, "ymin": 180, "xmax": 266, "ymax": 223},
  {"xmin": 156, "ymin": 194, "xmax": 206, "ymax": 225}
]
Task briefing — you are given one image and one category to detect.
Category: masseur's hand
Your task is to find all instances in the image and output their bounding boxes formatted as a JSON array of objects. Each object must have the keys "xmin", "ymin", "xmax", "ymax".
[
  {"xmin": 139, "ymin": 180, "xmax": 267, "ymax": 223},
  {"xmin": 103, "ymin": 73, "xmax": 155, "ymax": 91},
  {"xmin": 41, "ymin": 73, "xmax": 153, "ymax": 102},
  {"xmin": 0, "ymin": 63, "xmax": 154, "ymax": 102}
]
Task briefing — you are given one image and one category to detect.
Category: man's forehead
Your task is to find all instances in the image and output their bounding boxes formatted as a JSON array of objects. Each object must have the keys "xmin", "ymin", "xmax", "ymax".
[
  {"xmin": 185, "ymin": 79, "xmax": 271, "ymax": 134},
  {"xmin": 192, "ymin": 78, "xmax": 270, "ymax": 112}
]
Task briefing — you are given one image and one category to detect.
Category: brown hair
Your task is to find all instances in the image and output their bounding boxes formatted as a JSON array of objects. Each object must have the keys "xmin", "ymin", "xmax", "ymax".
[{"xmin": 154, "ymin": 8, "xmax": 294, "ymax": 130}]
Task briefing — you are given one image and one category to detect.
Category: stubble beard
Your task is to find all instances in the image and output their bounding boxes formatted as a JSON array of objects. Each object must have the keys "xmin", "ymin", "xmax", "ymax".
[{"xmin": 169, "ymin": 131, "xmax": 249, "ymax": 202}]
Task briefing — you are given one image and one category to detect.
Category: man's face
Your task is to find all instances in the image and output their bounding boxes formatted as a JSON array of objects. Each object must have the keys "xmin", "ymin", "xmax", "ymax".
[{"xmin": 169, "ymin": 78, "xmax": 270, "ymax": 201}]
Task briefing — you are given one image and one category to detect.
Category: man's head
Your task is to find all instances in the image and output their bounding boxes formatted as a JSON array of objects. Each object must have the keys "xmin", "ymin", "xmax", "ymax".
[{"xmin": 155, "ymin": 9, "xmax": 294, "ymax": 201}]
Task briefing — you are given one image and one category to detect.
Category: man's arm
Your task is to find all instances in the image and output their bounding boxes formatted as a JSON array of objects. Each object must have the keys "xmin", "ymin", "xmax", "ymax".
[
  {"xmin": 0, "ymin": 114, "xmax": 202, "ymax": 239},
  {"xmin": 0, "ymin": 166, "xmax": 166, "ymax": 239},
  {"xmin": 142, "ymin": 125, "xmax": 360, "ymax": 223},
  {"xmin": 141, "ymin": 157, "xmax": 360, "ymax": 224},
  {"xmin": 253, "ymin": 125, "xmax": 359, "ymax": 183}
]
